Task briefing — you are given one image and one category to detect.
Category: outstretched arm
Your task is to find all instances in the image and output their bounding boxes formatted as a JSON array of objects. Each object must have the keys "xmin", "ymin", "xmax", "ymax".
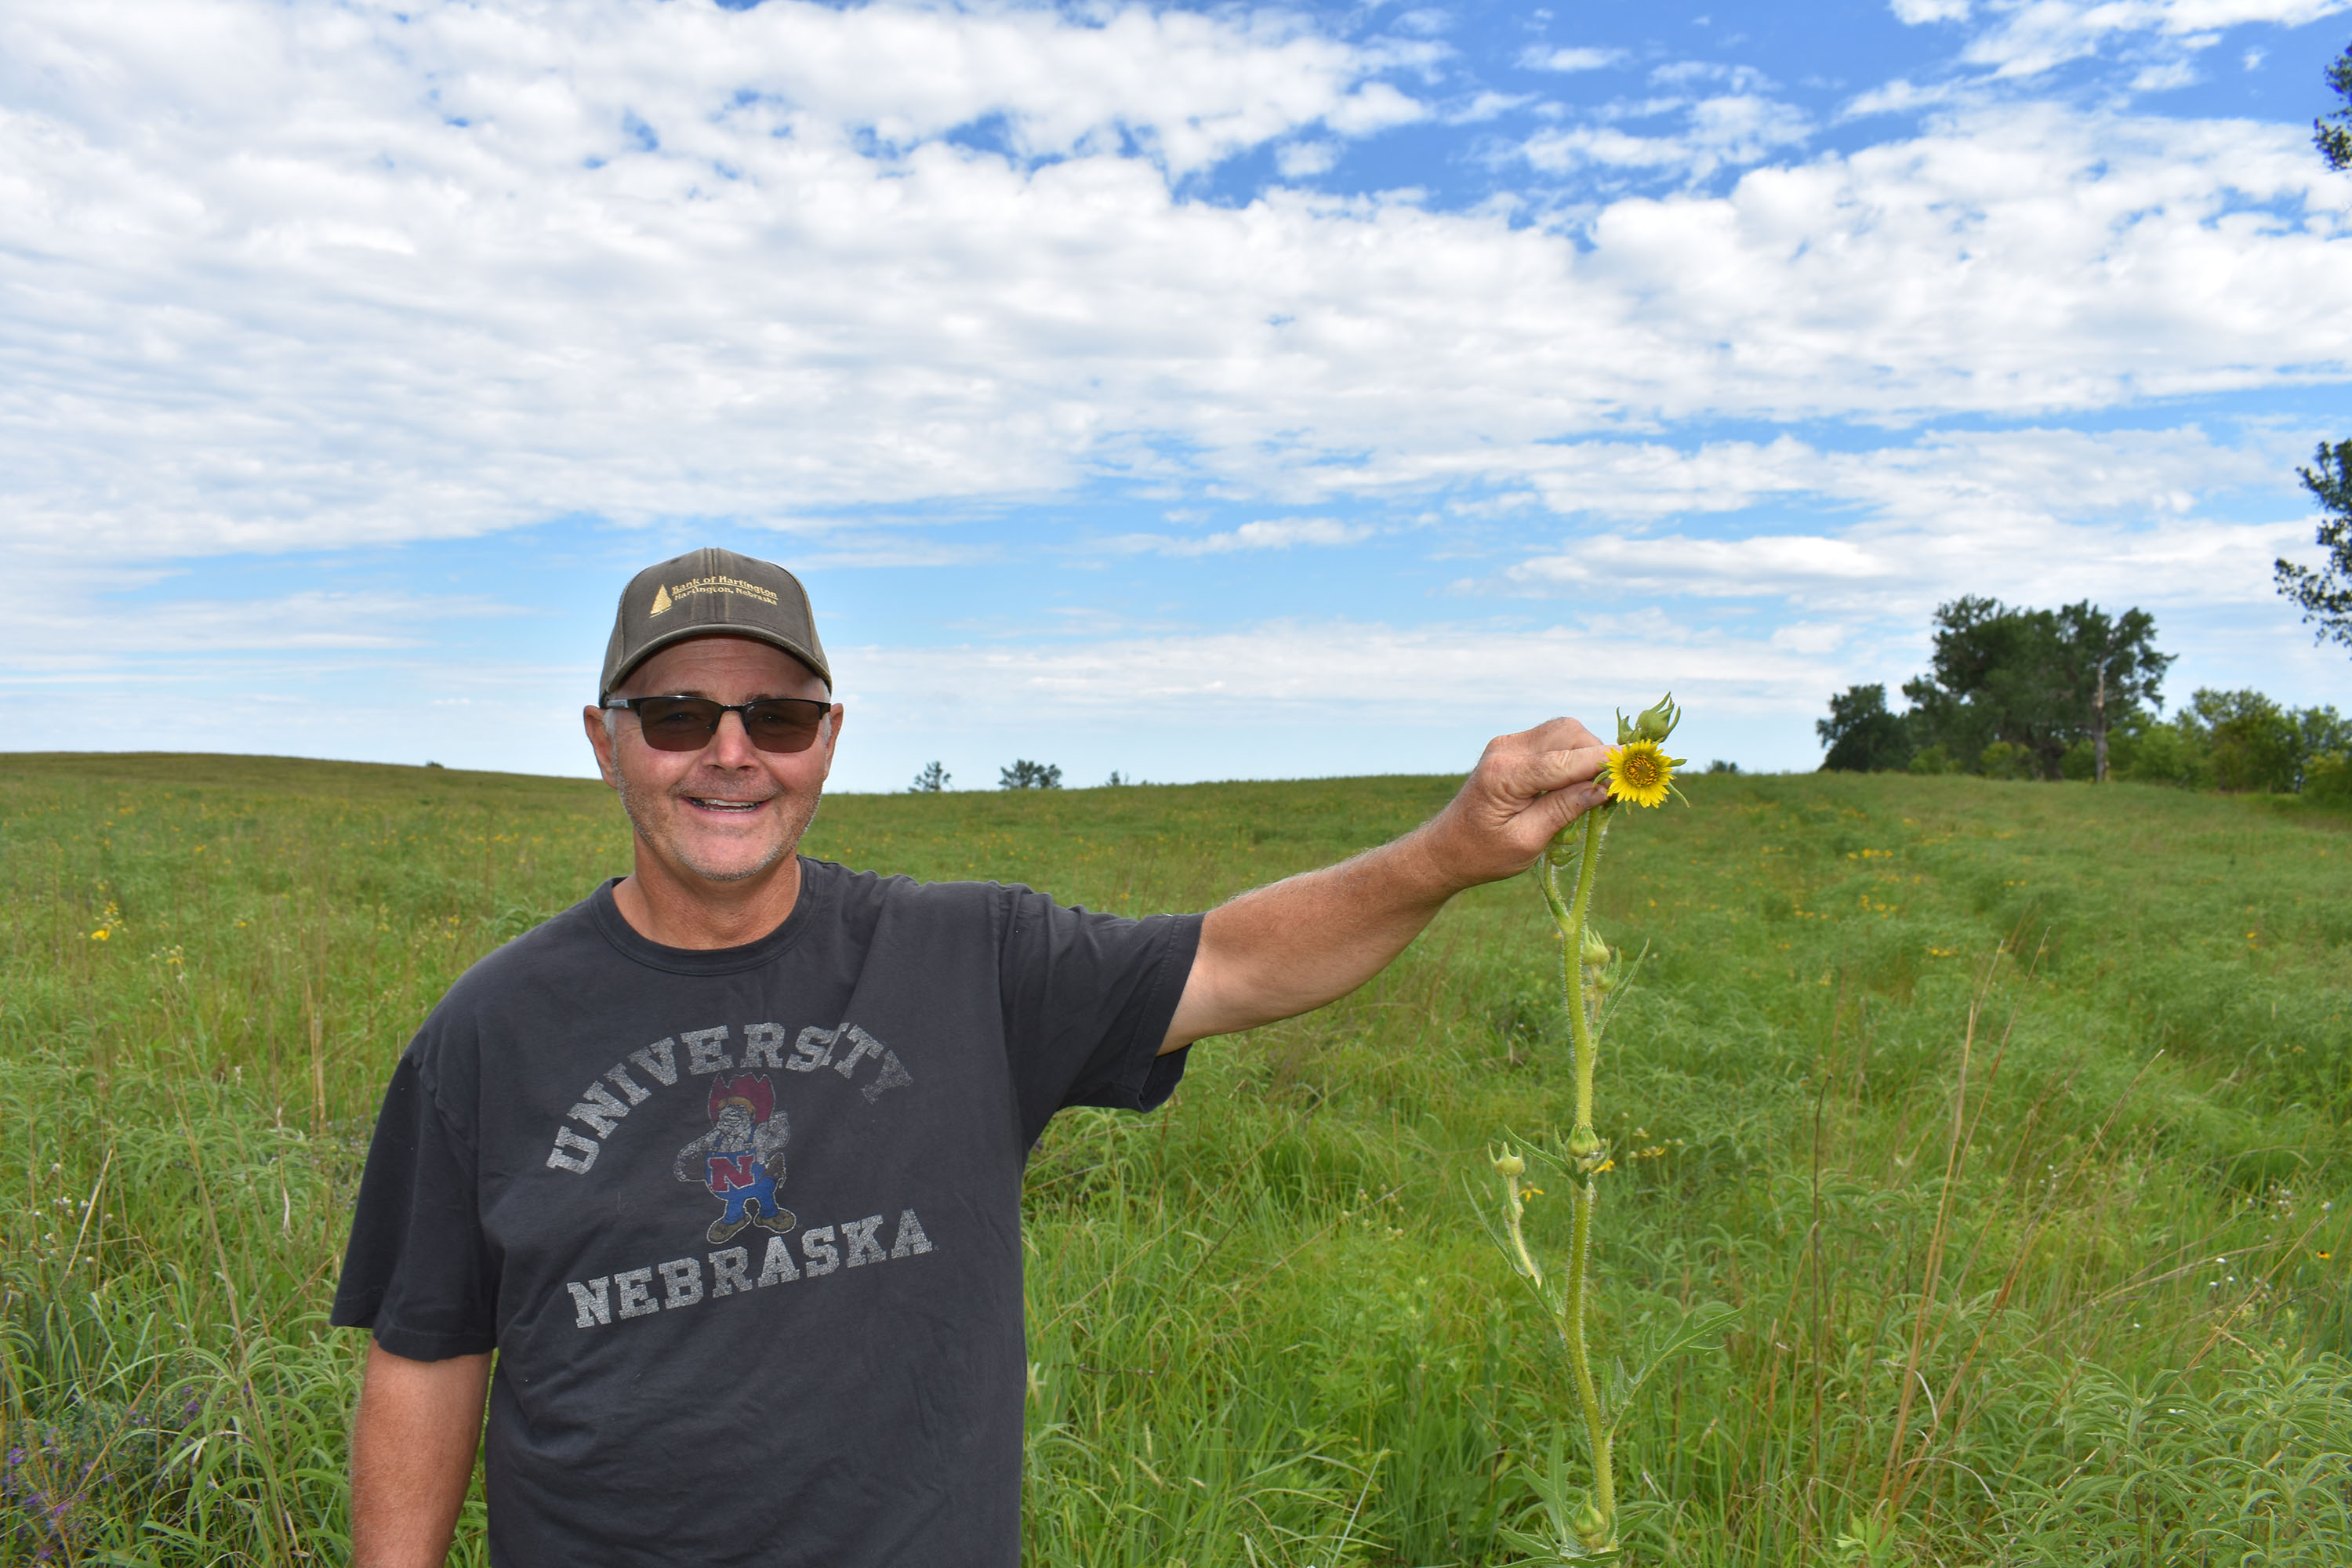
[
  {"xmin": 350, "ymin": 1341, "xmax": 492, "ymax": 1568},
  {"xmin": 1161, "ymin": 717, "xmax": 1611, "ymax": 1051}
]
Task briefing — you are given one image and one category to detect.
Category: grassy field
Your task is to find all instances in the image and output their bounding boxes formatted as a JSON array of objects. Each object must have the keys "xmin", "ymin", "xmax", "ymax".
[{"xmin": 2, "ymin": 751, "xmax": 2349, "ymax": 1566}]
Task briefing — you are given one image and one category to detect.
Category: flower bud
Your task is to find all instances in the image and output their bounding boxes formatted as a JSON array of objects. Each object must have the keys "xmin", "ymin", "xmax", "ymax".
[
  {"xmin": 1493, "ymin": 1150, "xmax": 1525, "ymax": 1178},
  {"xmin": 1574, "ymin": 1503, "xmax": 1611, "ymax": 1551},
  {"xmin": 1579, "ymin": 927, "xmax": 1610, "ymax": 967},
  {"xmin": 1566, "ymin": 1127, "xmax": 1602, "ymax": 1159},
  {"xmin": 1633, "ymin": 693, "xmax": 1679, "ymax": 742}
]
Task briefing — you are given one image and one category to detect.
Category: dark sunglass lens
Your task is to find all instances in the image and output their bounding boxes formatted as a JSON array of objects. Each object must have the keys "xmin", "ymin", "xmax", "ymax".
[
  {"xmin": 637, "ymin": 698, "xmax": 724, "ymax": 750},
  {"xmin": 745, "ymin": 701, "xmax": 823, "ymax": 753}
]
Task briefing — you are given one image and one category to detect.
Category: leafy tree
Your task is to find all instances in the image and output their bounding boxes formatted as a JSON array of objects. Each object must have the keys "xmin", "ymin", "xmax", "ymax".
[
  {"xmin": 1815, "ymin": 684, "xmax": 1914, "ymax": 772},
  {"xmin": 2275, "ymin": 440, "xmax": 2352, "ymax": 654},
  {"xmin": 2179, "ymin": 690, "xmax": 2303, "ymax": 793},
  {"xmin": 1900, "ymin": 597, "xmax": 2169, "ymax": 779},
  {"xmin": 998, "ymin": 759, "xmax": 1062, "ymax": 789},
  {"xmin": 2318, "ymin": 38, "xmax": 2352, "ymax": 171},
  {"xmin": 2052, "ymin": 601, "xmax": 2173, "ymax": 782},
  {"xmin": 2143, "ymin": 691, "xmax": 2352, "ymax": 793},
  {"xmin": 1901, "ymin": 597, "xmax": 2060, "ymax": 771},
  {"xmin": 907, "ymin": 760, "xmax": 950, "ymax": 793}
]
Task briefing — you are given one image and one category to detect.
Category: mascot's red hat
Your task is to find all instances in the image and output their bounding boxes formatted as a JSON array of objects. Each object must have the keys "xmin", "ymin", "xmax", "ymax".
[{"xmin": 709, "ymin": 1073, "xmax": 775, "ymax": 1124}]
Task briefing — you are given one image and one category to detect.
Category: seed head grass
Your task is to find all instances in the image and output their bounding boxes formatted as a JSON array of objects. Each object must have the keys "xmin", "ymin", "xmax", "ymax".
[{"xmin": 1, "ymin": 753, "xmax": 2347, "ymax": 1563}]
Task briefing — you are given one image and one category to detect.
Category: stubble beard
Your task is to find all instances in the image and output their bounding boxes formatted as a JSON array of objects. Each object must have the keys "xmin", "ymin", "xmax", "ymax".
[{"xmin": 619, "ymin": 774, "xmax": 822, "ymax": 885}]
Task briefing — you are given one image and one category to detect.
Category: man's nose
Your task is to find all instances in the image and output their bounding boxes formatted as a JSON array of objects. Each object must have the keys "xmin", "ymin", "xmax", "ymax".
[{"xmin": 707, "ymin": 710, "xmax": 760, "ymax": 764}]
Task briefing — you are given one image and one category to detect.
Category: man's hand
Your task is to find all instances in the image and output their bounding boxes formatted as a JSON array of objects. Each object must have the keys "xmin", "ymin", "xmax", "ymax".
[
  {"xmin": 1406, "ymin": 716, "xmax": 1613, "ymax": 891},
  {"xmin": 1164, "ymin": 717, "xmax": 1612, "ymax": 1048},
  {"xmin": 350, "ymin": 1342, "xmax": 492, "ymax": 1568}
]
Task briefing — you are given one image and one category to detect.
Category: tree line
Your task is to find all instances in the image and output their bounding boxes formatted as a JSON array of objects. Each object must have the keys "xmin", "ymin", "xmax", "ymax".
[{"xmin": 1817, "ymin": 597, "xmax": 2351, "ymax": 803}]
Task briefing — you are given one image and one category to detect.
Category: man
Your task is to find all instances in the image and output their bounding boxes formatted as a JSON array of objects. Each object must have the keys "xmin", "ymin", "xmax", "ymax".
[{"xmin": 332, "ymin": 546, "xmax": 1610, "ymax": 1567}]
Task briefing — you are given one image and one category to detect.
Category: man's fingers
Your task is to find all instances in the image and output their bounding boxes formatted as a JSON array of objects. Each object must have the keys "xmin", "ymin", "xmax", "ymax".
[
  {"xmin": 1520, "ymin": 714, "xmax": 1605, "ymax": 755},
  {"xmin": 1490, "ymin": 737, "xmax": 1610, "ymax": 803}
]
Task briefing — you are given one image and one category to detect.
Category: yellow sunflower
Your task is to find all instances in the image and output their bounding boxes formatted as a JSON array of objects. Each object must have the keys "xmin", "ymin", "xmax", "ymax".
[{"xmin": 1602, "ymin": 738, "xmax": 1683, "ymax": 808}]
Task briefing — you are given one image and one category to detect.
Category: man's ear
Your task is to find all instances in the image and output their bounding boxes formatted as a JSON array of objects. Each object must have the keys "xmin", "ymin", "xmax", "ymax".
[
  {"xmin": 818, "ymin": 705, "xmax": 844, "ymax": 782},
  {"xmin": 583, "ymin": 705, "xmax": 622, "ymax": 787}
]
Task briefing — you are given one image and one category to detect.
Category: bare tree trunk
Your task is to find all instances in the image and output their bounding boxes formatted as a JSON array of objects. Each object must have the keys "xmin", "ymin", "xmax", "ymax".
[{"xmin": 2092, "ymin": 660, "xmax": 2109, "ymax": 784}]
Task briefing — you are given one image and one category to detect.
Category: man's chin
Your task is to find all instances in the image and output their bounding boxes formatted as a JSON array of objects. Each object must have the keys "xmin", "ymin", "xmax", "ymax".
[{"xmin": 670, "ymin": 840, "xmax": 791, "ymax": 884}]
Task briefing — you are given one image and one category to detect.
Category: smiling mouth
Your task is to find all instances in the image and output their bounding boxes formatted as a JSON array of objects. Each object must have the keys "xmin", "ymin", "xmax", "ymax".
[{"xmin": 685, "ymin": 796, "xmax": 769, "ymax": 815}]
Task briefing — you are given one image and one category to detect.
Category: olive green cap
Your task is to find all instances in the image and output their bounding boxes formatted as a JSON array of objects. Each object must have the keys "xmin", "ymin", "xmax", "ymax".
[{"xmin": 599, "ymin": 547, "xmax": 831, "ymax": 700}]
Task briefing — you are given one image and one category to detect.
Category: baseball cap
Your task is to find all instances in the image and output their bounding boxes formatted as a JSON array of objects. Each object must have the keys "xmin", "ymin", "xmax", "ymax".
[{"xmin": 600, "ymin": 547, "xmax": 833, "ymax": 700}]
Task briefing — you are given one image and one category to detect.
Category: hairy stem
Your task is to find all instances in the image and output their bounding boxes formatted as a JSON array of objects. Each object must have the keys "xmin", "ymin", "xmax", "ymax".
[
  {"xmin": 1547, "ymin": 804, "xmax": 1617, "ymax": 1554},
  {"xmin": 1562, "ymin": 1172, "xmax": 1614, "ymax": 1536},
  {"xmin": 1563, "ymin": 809, "xmax": 1605, "ymax": 1136}
]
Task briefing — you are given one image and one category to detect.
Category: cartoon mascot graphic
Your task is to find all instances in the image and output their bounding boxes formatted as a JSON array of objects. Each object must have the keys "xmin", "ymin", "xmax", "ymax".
[{"xmin": 674, "ymin": 1073, "xmax": 795, "ymax": 1246}]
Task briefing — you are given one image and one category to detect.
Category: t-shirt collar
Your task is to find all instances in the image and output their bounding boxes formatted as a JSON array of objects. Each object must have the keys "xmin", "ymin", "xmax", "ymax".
[{"xmin": 585, "ymin": 858, "xmax": 824, "ymax": 975}]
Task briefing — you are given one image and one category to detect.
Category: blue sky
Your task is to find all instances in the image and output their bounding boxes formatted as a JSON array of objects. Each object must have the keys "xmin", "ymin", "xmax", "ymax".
[{"xmin": 4, "ymin": 0, "xmax": 2349, "ymax": 792}]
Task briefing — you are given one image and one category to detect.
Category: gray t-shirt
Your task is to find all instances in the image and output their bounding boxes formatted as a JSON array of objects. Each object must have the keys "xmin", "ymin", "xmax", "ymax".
[{"xmin": 331, "ymin": 858, "xmax": 1200, "ymax": 1567}]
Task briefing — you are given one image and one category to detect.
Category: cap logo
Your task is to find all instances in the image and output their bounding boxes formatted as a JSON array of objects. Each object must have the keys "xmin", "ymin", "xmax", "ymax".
[{"xmin": 655, "ymin": 575, "xmax": 781, "ymax": 614}]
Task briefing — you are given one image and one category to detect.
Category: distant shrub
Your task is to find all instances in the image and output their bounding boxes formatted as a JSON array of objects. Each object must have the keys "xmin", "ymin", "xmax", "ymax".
[
  {"xmin": 2187, "ymin": 688, "xmax": 2303, "ymax": 793},
  {"xmin": 1000, "ymin": 760, "xmax": 1063, "ymax": 790},
  {"xmin": 2118, "ymin": 719, "xmax": 2210, "ymax": 788},
  {"xmin": 908, "ymin": 760, "xmax": 950, "ymax": 793},
  {"xmin": 1706, "ymin": 760, "xmax": 1740, "ymax": 774},
  {"xmin": 1907, "ymin": 743, "xmax": 1956, "ymax": 775},
  {"xmin": 1977, "ymin": 740, "xmax": 2038, "ymax": 780},
  {"xmin": 2308, "ymin": 750, "xmax": 2352, "ymax": 807}
]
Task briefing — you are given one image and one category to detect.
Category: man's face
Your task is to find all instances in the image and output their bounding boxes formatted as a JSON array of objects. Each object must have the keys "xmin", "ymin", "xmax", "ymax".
[{"xmin": 582, "ymin": 637, "xmax": 842, "ymax": 888}]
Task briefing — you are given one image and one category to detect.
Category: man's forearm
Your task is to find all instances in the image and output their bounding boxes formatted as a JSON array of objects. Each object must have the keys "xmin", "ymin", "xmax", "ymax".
[
  {"xmin": 1162, "ymin": 719, "xmax": 1613, "ymax": 1049},
  {"xmin": 350, "ymin": 1343, "xmax": 492, "ymax": 1568},
  {"xmin": 1165, "ymin": 830, "xmax": 1457, "ymax": 1046}
]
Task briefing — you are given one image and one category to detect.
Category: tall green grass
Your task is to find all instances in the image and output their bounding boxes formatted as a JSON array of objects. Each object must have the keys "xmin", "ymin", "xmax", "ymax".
[{"xmin": 2, "ymin": 753, "xmax": 2347, "ymax": 1565}]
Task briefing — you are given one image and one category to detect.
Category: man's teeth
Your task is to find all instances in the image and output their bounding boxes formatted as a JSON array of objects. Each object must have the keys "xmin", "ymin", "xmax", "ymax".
[{"xmin": 691, "ymin": 797, "xmax": 763, "ymax": 811}]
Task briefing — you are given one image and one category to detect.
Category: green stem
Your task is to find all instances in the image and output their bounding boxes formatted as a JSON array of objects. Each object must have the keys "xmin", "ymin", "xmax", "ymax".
[
  {"xmin": 1546, "ymin": 804, "xmax": 1617, "ymax": 1555},
  {"xmin": 1562, "ymin": 1173, "xmax": 1615, "ymax": 1538},
  {"xmin": 1562, "ymin": 808, "xmax": 1605, "ymax": 1136}
]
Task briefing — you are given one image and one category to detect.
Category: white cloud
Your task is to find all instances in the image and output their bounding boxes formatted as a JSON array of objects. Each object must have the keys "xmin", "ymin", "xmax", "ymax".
[
  {"xmin": 1841, "ymin": 77, "xmax": 1967, "ymax": 116},
  {"xmin": 1109, "ymin": 517, "xmax": 1375, "ymax": 555},
  {"xmin": 1906, "ymin": 0, "xmax": 2352, "ymax": 79},
  {"xmin": 1517, "ymin": 45, "xmax": 1628, "ymax": 72},
  {"xmin": 841, "ymin": 615, "xmax": 1841, "ymax": 720},
  {"xmin": 1277, "ymin": 140, "xmax": 1341, "ymax": 177},
  {"xmin": 1504, "ymin": 514, "xmax": 2308, "ymax": 615},
  {"xmin": 1447, "ymin": 90, "xmax": 1537, "ymax": 124},
  {"xmin": 1520, "ymin": 85, "xmax": 1813, "ymax": 178},
  {"xmin": 1469, "ymin": 424, "xmax": 2282, "ymax": 524},
  {"xmin": 2131, "ymin": 60, "xmax": 2201, "ymax": 91},
  {"xmin": 1, "ymin": 0, "xmax": 2350, "ymax": 575},
  {"xmin": 1486, "ymin": 425, "xmax": 2310, "ymax": 616}
]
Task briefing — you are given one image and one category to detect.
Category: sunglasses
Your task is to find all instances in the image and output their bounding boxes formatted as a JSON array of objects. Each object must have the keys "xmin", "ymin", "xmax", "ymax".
[{"xmin": 601, "ymin": 695, "xmax": 833, "ymax": 754}]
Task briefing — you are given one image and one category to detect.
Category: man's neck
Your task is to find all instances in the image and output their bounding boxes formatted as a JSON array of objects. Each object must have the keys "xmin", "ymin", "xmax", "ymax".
[{"xmin": 611, "ymin": 852, "xmax": 804, "ymax": 950}]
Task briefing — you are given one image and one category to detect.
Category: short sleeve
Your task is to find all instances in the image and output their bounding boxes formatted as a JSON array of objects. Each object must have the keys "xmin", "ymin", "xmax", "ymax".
[
  {"xmin": 329, "ymin": 1051, "xmax": 499, "ymax": 1359},
  {"xmin": 996, "ymin": 888, "xmax": 1203, "ymax": 1148}
]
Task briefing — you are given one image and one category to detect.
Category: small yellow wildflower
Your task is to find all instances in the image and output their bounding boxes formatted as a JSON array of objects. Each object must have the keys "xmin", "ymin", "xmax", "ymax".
[
  {"xmin": 1602, "ymin": 739, "xmax": 1683, "ymax": 809},
  {"xmin": 90, "ymin": 929, "xmax": 111, "ymax": 942}
]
